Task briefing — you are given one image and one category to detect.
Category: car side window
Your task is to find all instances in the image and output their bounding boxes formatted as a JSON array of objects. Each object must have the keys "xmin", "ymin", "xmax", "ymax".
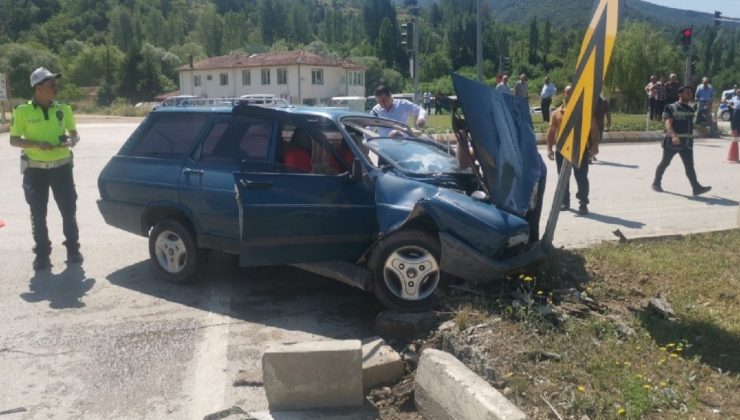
[
  {"xmin": 199, "ymin": 117, "xmax": 272, "ymax": 164},
  {"xmin": 278, "ymin": 117, "xmax": 353, "ymax": 175},
  {"xmin": 128, "ymin": 113, "xmax": 208, "ymax": 158}
]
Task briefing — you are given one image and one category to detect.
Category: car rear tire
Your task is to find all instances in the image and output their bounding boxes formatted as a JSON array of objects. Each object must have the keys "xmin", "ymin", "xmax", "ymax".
[
  {"xmin": 369, "ymin": 229, "xmax": 441, "ymax": 311},
  {"xmin": 149, "ymin": 219, "xmax": 205, "ymax": 284},
  {"xmin": 720, "ymin": 111, "xmax": 731, "ymax": 122}
]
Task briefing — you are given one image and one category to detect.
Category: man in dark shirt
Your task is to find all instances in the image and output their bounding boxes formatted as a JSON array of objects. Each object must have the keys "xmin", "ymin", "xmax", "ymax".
[
  {"xmin": 664, "ymin": 73, "xmax": 680, "ymax": 105},
  {"xmin": 652, "ymin": 86, "xmax": 711, "ymax": 196}
]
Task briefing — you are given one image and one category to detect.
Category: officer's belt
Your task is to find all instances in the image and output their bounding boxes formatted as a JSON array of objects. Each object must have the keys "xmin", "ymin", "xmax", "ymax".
[{"xmin": 27, "ymin": 156, "xmax": 72, "ymax": 169}]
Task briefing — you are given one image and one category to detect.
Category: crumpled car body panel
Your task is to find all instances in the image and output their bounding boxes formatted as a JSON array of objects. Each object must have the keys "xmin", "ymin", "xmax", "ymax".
[{"xmin": 452, "ymin": 74, "xmax": 542, "ymax": 216}]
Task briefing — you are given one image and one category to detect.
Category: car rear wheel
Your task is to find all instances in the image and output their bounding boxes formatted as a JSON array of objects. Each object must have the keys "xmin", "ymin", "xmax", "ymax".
[
  {"xmin": 720, "ymin": 111, "xmax": 731, "ymax": 121},
  {"xmin": 149, "ymin": 219, "xmax": 204, "ymax": 284},
  {"xmin": 369, "ymin": 229, "xmax": 441, "ymax": 311}
]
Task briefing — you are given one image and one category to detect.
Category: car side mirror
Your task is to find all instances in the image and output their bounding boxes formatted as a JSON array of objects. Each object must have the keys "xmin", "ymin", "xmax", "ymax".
[{"xmin": 350, "ymin": 158, "xmax": 363, "ymax": 182}]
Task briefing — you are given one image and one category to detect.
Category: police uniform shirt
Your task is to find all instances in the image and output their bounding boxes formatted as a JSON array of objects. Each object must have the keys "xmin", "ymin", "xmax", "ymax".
[{"xmin": 10, "ymin": 100, "xmax": 76, "ymax": 162}]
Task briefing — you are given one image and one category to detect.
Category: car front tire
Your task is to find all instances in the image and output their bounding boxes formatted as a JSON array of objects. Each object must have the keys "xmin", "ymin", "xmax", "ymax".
[
  {"xmin": 720, "ymin": 111, "xmax": 731, "ymax": 122},
  {"xmin": 148, "ymin": 219, "xmax": 205, "ymax": 284},
  {"xmin": 369, "ymin": 229, "xmax": 441, "ymax": 311}
]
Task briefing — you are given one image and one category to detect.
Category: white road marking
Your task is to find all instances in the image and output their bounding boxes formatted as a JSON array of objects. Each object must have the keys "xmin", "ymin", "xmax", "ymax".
[{"xmin": 189, "ymin": 281, "xmax": 233, "ymax": 419}]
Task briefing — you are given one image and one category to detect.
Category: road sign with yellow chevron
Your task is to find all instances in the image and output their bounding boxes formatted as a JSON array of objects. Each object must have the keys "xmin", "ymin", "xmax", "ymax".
[{"xmin": 556, "ymin": 0, "xmax": 621, "ymax": 168}]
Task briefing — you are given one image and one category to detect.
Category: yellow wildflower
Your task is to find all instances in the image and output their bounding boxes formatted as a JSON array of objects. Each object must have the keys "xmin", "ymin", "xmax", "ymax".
[
  {"xmin": 577, "ymin": 386, "xmax": 586, "ymax": 393},
  {"xmin": 616, "ymin": 407, "xmax": 626, "ymax": 415},
  {"xmin": 706, "ymin": 386, "xmax": 715, "ymax": 393},
  {"xmin": 523, "ymin": 275, "xmax": 534, "ymax": 282},
  {"xmin": 667, "ymin": 343, "xmax": 675, "ymax": 348},
  {"xmin": 659, "ymin": 347, "xmax": 667, "ymax": 352},
  {"xmin": 536, "ymin": 290, "xmax": 544, "ymax": 295},
  {"xmin": 670, "ymin": 353, "xmax": 679, "ymax": 358},
  {"xmin": 658, "ymin": 358, "xmax": 666, "ymax": 365},
  {"xmin": 660, "ymin": 381, "xmax": 668, "ymax": 387},
  {"xmin": 643, "ymin": 384, "xmax": 651, "ymax": 390}
]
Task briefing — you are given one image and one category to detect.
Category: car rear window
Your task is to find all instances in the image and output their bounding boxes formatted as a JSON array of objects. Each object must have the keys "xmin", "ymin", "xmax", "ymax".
[
  {"xmin": 200, "ymin": 117, "xmax": 273, "ymax": 163},
  {"xmin": 127, "ymin": 113, "xmax": 208, "ymax": 158}
]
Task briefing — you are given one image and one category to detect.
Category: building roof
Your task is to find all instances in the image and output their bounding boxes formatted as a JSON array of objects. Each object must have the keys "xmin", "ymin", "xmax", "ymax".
[{"xmin": 178, "ymin": 50, "xmax": 366, "ymax": 72}]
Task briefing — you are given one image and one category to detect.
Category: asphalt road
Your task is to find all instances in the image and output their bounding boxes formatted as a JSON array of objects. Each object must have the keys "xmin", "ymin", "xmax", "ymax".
[{"xmin": 0, "ymin": 119, "xmax": 737, "ymax": 419}]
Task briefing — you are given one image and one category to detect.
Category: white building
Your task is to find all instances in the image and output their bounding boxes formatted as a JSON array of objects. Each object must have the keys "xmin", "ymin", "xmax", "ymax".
[{"xmin": 177, "ymin": 50, "xmax": 366, "ymax": 105}]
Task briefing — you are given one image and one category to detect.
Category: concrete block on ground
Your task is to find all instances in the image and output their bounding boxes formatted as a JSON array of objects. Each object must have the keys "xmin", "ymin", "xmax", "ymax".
[
  {"xmin": 374, "ymin": 310, "xmax": 438, "ymax": 341},
  {"xmin": 415, "ymin": 349, "xmax": 527, "ymax": 420},
  {"xmin": 639, "ymin": 131, "xmax": 661, "ymax": 141},
  {"xmin": 262, "ymin": 340, "xmax": 363, "ymax": 411},
  {"xmin": 248, "ymin": 402, "xmax": 380, "ymax": 420},
  {"xmin": 361, "ymin": 336, "xmax": 404, "ymax": 390}
]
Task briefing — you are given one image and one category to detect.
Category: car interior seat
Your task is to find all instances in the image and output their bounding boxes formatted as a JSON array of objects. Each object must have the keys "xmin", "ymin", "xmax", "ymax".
[{"xmin": 283, "ymin": 128, "xmax": 313, "ymax": 172}]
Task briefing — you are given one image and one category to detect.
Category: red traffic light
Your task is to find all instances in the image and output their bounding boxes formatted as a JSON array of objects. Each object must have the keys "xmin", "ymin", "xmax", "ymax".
[{"xmin": 682, "ymin": 28, "xmax": 693, "ymax": 37}]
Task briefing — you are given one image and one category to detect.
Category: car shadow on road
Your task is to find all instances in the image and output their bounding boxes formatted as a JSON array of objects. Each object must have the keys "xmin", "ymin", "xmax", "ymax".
[
  {"xmin": 663, "ymin": 191, "xmax": 739, "ymax": 206},
  {"xmin": 20, "ymin": 265, "xmax": 95, "ymax": 309},
  {"xmin": 573, "ymin": 211, "xmax": 646, "ymax": 228},
  {"xmin": 106, "ymin": 253, "xmax": 382, "ymax": 339},
  {"xmin": 590, "ymin": 160, "xmax": 640, "ymax": 169}
]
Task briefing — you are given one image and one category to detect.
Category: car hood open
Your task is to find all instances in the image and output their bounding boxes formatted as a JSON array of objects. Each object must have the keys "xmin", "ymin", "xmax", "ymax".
[{"xmin": 452, "ymin": 74, "xmax": 543, "ymax": 216}]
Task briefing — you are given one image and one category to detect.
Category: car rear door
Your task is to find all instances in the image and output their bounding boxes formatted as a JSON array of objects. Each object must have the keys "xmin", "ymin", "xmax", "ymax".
[
  {"xmin": 234, "ymin": 116, "xmax": 377, "ymax": 267},
  {"xmin": 178, "ymin": 114, "xmax": 277, "ymax": 253}
]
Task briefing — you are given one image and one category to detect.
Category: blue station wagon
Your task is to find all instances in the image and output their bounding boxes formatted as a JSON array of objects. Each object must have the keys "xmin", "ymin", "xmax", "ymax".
[{"xmin": 98, "ymin": 75, "xmax": 548, "ymax": 310}]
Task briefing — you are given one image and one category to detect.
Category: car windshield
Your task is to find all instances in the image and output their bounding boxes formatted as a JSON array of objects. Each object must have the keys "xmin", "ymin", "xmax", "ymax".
[{"xmin": 365, "ymin": 138, "xmax": 471, "ymax": 175}]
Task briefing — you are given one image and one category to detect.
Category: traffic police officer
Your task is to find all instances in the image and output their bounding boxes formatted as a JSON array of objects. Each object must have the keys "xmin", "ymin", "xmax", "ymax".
[{"xmin": 9, "ymin": 67, "xmax": 83, "ymax": 270}]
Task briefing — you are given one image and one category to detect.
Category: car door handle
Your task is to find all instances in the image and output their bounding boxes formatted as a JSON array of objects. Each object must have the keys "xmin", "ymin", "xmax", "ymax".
[
  {"xmin": 183, "ymin": 168, "xmax": 204, "ymax": 175},
  {"xmin": 239, "ymin": 179, "xmax": 272, "ymax": 189}
]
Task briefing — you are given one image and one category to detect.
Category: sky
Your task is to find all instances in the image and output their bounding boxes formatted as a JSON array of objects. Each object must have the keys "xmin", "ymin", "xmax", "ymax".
[{"xmin": 642, "ymin": 0, "xmax": 740, "ymax": 15}]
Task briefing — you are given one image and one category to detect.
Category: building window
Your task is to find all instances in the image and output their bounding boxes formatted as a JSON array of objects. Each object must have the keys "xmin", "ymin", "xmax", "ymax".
[
  {"xmin": 349, "ymin": 71, "xmax": 363, "ymax": 86},
  {"xmin": 207, "ymin": 75, "xmax": 212, "ymax": 81},
  {"xmin": 311, "ymin": 69, "xmax": 323, "ymax": 85},
  {"xmin": 277, "ymin": 68, "xmax": 288, "ymax": 85},
  {"xmin": 219, "ymin": 73, "xmax": 229, "ymax": 86},
  {"xmin": 261, "ymin": 69, "xmax": 271, "ymax": 85},
  {"xmin": 242, "ymin": 70, "xmax": 251, "ymax": 86},
  {"xmin": 193, "ymin": 75, "xmax": 202, "ymax": 87}
]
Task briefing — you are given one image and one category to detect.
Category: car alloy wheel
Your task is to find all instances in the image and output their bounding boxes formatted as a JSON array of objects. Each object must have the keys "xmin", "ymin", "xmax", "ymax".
[
  {"xmin": 720, "ymin": 111, "xmax": 731, "ymax": 122},
  {"xmin": 382, "ymin": 245, "xmax": 440, "ymax": 301},
  {"xmin": 370, "ymin": 229, "xmax": 442, "ymax": 311},
  {"xmin": 148, "ymin": 219, "xmax": 204, "ymax": 284},
  {"xmin": 154, "ymin": 230, "xmax": 188, "ymax": 274}
]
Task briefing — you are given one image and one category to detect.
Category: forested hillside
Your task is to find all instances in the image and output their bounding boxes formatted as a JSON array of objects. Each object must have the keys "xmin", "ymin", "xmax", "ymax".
[{"xmin": 0, "ymin": 0, "xmax": 736, "ymax": 111}]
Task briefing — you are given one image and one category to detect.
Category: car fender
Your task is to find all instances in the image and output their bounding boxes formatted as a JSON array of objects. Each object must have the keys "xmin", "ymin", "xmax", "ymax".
[
  {"xmin": 366, "ymin": 173, "xmax": 529, "ymax": 263},
  {"xmin": 141, "ymin": 200, "xmax": 198, "ymax": 236}
]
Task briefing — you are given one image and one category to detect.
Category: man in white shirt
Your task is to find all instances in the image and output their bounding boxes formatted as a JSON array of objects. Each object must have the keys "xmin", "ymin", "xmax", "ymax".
[
  {"xmin": 540, "ymin": 76, "xmax": 557, "ymax": 122},
  {"xmin": 371, "ymin": 85, "xmax": 427, "ymax": 129},
  {"xmin": 495, "ymin": 75, "xmax": 511, "ymax": 95}
]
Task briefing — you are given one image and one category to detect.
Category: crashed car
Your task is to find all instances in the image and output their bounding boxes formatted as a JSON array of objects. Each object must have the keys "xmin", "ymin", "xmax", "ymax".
[{"xmin": 97, "ymin": 76, "xmax": 546, "ymax": 310}]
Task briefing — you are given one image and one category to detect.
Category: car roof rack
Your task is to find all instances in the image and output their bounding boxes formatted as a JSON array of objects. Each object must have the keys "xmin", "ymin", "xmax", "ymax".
[{"xmin": 159, "ymin": 97, "xmax": 292, "ymax": 108}]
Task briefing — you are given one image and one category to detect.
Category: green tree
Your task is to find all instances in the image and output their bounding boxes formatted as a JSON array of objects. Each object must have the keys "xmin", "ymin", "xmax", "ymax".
[
  {"xmin": 606, "ymin": 22, "xmax": 682, "ymax": 111},
  {"xmin": 0, "ymin": 43, "xmax": 59, "ymax": 99},
  {"xmin": 68, "ymin": 44, "xmax": 124, "ymax": 86},
  {"xmin": 376, "ymin": 17, "xmax": 398, "ymax": 68},
  {"xmin": 108, "ymin": 5, "xmax": 140, "ymax": 51},
  {"xmin": 528, "ymin": 17, "xmax": 539, "ymax": 65},
  {"xmin": 197, "ymin": 7, "xmax": 224, "ymax": 56},
  {"xmin": 542, "ymin": 19, "xmax": 551, "ymax": 69}
]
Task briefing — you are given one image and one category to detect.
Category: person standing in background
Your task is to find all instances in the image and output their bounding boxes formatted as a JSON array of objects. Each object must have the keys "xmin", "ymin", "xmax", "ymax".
[
  {"xmin": 513, "ymin": 74, "xmax": 528, "ymax": 99},
  {"xmin": 664, "ymin": 73, "xmax": 680, "ymax": 105},
  {"xmin": 496, "ymin": 75, "xmax": 511, "ymax": 95},
  {"xmin": 645, "ymin": 75, "xmax": 657, "ymax": 120},
  {"xmin": 540, "ymin": 76, "xmax": 557, "ymax": 122}
]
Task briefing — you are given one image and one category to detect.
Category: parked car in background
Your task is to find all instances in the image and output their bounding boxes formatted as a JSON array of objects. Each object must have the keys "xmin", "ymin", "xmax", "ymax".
[
  {"xmin": 329, "ymin": 96, "xmax": 366, "ymax": 112},
  {"xmin": 717, "ymin": 102, "xmax": 732, "ymax": 122},
  {"xmin": 239, "ymin": 94, "xmax": 289, "ymax": 106},
  {"xmin": 159, "ymin": 95, "xmax": 198, "ymax": 107},
  {"xmin": 97, "ymin": 79, "xmax": 546, "ymax": 311}
]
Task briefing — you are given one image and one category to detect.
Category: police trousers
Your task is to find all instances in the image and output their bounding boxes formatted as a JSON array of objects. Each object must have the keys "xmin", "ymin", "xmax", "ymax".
[{"xmin": 22, "ymin": 163, "xmax": 79, "ymax": 257}]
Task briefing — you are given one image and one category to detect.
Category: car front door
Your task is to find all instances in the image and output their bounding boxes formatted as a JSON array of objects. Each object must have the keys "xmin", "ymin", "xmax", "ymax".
[
  {"xmin": 234, "ymin": 120, "xmax": 377, "ymax": 267},
  {"xmin": 178, "ymin": 115, "xmax": 277, "ymax": 253}
]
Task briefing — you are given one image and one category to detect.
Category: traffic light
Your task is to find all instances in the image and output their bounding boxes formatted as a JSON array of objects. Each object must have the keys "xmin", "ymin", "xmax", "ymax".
[
  {"xmin": 714, "ymin": 11, "xmax": 722, "ymax": 26},
  {"xmin": 680, "ymin": 27, "xmax": 693, "ymax": 53},
  {"xmin": 401, "ymin": 22, "xmax": 414, "ymax": 51}
]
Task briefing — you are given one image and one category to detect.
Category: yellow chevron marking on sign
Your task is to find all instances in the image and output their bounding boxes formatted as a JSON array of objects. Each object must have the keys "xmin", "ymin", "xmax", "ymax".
[{"xmin": 557, "ymin": 0, "xmax": 620, "ymax": 168}]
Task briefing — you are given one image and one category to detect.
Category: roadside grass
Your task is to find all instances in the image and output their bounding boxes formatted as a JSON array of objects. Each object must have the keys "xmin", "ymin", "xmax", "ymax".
[
  {"xmin": 427, "ymin": 113, "xmax": 665, "ymax": 134},
  {"xmin": 441, "ymin": 229, "xmax": 740, "ymax": 419}
]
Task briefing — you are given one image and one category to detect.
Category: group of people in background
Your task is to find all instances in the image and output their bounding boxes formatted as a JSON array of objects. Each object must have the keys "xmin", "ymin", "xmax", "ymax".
[{"xmin": 644, "ymin": 74, "xmax": 681, "ymax": 121}]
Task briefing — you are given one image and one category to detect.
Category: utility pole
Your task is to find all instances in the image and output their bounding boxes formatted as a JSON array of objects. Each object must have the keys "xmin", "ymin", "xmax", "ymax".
[
  {"xmin": 476, "ymin": 0, "xmax": 483, "ymax": 82},
  {"xmin": 413, "ymin": 17, "xmax": 420, "ymax": 103}
]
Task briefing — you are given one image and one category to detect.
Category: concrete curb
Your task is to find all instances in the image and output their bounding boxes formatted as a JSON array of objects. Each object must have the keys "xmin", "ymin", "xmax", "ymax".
[{"xmin": 415, "ymin": 349, "xmax": 528, "ymax": 420}]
